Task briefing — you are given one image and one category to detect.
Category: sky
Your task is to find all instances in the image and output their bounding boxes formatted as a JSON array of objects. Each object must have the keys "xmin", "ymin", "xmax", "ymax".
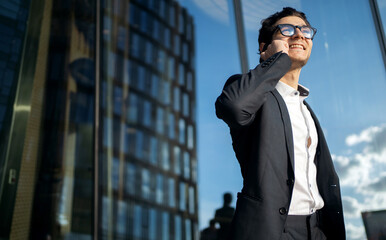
[{"xmin": 177, "ymin": 0, "xmax": 386, "ymax": 239}]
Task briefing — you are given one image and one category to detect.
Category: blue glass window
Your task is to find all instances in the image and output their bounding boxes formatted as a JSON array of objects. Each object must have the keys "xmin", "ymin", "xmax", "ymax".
[
  {"xmin": 143, "ymin": 133, "xmax": 151, "ymax": 162},
  {"xmin": 178, "ymin": 63, "xmax": 185, "ymax": 86},
  {"xmin": 186, "ymin": 71, "xmax": 193, "ymax": 91},
  {"xmin": 182, "ymin": 92, "xmax": 189, "ymax": 117},
  {"xmin": 142, "ymin": 168, "xmax": 150, "ymax": 200},
  {"xmin": 112, "ymin": 157, "xmax": 119, "ymax": 190},
  {"xmin": 133, "ymin": 204, "xmax": 142, "ymax": 238},
  {"xmin": 149, "ymin": 136, "xmax": 158, "ymax": 165},
  {"xmin": 127, "ymin": 93, "xmax": 139, "ymax": 123},
  {"xmin": 183, "ymin": 151, "xmax": 190, "ymax": 179},
  {"xmin": 173, "ymin": 86, "xmax": 180, "ymax": 112},
  {"xmin": 191, "ymin": 157, "xmax": 197, "ymax": 183},
  {"xmin": 161, "ymin": 141, "xmax": 169, "ymax": 170},
  {"xmin": 182, "ymin": 42, "xmax": 188, "ymax": 63},
  {"xmin": 187, "ymin": 125, "xmax": 194, "ymax": 149},
  {"xmin": 163, "ymin": 80, "xmax": 170, "ymax": 105},
  {"xmin": 189, "ymin": 186, "xmax": 195, "ymax": 214},
  {"xmin": 157, "ymin": 48, "xmax": 166, "ymax": 73},
  {"xmin": 151, "ymin": 74, "xmax": 159, "ymax": 99},
  {"xmin": 126, "ymin": 163, "xmax": 136, "ymax": 195},
  {"xmin": 143, "ymin": 99, "xmax": 152, "ymax": 128},
  {"xmin": 174, "ymin": 146, "xmax": 181, "ymax": 175},
  {"xmin": 174, "ymin": 34, "xmax": 180, "ymax": 56},
  {"xmin": 113, "ymin": 86, "xmax": 122, "ymax": 116},
  {"xmin": 162, "ymin": 212, "xmax": 169, "ymax": 240},
  {"xmin": 179, "ymin": 119, "xmax": 185, "ymax": 144},
  {"xmin": 117, "ymin": 26, "xmax": 126, "ymax": 51},
  {"xmin": 169, "ymin": 4, "xmax": 175, "ymax": 27},
  {"xmin": 156, "ymin": 106, "xmax": 164, "ymax": 135},
  {"xmin": 179, "ymin": 182, "xmax": 186, "ymax": 211},
  {"xmin": 130, "ymin": 32, "xmax": 141, "ymax": 58},
  {"xmin": 103, "ymin": 117, "xmax": 112, "ymax": 148},
  {"xmin": 137, "ymin": 65, "xmax": 146, "ymax": 91},
  {"xmin": 103, "ymin": 16, "xmax": 112, "ymax": 42},
  {"xmin": 168, "ymin": 112, "xmax": 175, "ymax": 139},
  {"xmin": 149, "ymin": 208, "xmax": 157, "ymax": 240},
  {"xmin": 116, "ymin": 201, "xmax": 127, "ymax": 236},
  {"xmin": 185, "ymin": 219, "xmax": 192, "ymax": 240},
  {"xmin": 175, "ymin": 215, "xmax": 182, "ymax": 240},
  {"xmin": 156, "ymin": 174, "xmax": 164, "ymax": 204},
  {"xmin": 159, "ymin": 0, "xmax": 165, "ymax": 19},
  {"xmin": 123, "ymin": 59, "xmax": 130, "ymax": 85},
  {"xmin": 186, "ymin": 19, "xmax": 192, "ymax": 41},
  {"xmin": 168, "ymin": 177, "xmax": 175, "ymax": 207},
  {"xmin": 140, "ymin": 10, "xmax": 147, "ymax": 33},
  {"xmin": 101, "ymin": 196, "xmax": 110, "ymax": 233},
  {"xmin": 135, "ymin": 130, "xmax": 144, "ymax": 160},
  {"xmin": 152, "ymin": 19, "xmax": 159, "ymax": 39},
  {"xmin": 129, "ymin": 3, "xmax": 139, "ymax": 28},
  {"xmin": 164, "ymin": 27, "xmax": 171, "ymax": 49},
  {"xmin": 179, "ymin": 12, "xmax": 184, "ymax": 34},
  {"xmin": 145, "ymin": 41, "xmax": 154, "ymax": 64},
  {"xmin": 107, "ymin": 50, "xmax": 116, "ymax": 78}
]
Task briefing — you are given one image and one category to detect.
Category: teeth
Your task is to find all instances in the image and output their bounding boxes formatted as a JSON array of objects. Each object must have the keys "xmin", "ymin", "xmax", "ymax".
[{"xmin": 290, "ymin": 44, "xmax": 304, "ymax": 49}]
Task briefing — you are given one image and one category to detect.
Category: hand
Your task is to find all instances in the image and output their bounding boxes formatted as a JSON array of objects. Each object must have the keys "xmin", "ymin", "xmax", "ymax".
[{"xmin": 260, "ymin": 40, "xmax": 289, "ymax": 61}]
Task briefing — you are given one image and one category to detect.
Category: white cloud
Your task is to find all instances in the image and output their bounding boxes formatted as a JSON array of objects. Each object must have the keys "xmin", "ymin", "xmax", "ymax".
[
  {"xmin": 360, "ymin": 173, "xmax": 386, "ymax": 194},
  {"xmin": 363, "ymin": 193, "xmax": 386, "ymax": 211},
  {"xmin": 345, "ymin": 223, "xmax": 366, "ymax": 240},
  {"xmin": 332, "ymin": 153, "xmax": 371, "ymax": 188},
  {"xmin": 342, "ymin": 196, "xmax": 363, "ymax": 219},
  {"xmin": 332, "ymin": 124, "xmax": 386, "ymax": 240},
  {"xmin": 333, "ymin": 124, "xmax": 386, "ymax": 189},
  {"xmin": 345, "ymin": 125, "xmax": 385, "ymax": 146}
]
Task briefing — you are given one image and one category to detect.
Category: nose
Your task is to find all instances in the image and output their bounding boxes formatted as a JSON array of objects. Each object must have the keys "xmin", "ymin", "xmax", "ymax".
[{"xmin": 292, "ymin": 27, "xmax": 305, "ymax": 39}]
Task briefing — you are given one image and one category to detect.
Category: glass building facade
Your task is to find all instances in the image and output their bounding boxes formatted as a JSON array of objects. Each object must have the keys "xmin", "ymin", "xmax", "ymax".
[
  {"xmin": 0, "ymin": 0, "xmax": 197, "ymax": 239},
  {"xmin": 1, "ymin": 0, "xmax": 386, "ymax": 240}
]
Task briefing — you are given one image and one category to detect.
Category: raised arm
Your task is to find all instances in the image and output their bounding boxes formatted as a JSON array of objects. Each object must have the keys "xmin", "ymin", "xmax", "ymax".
[{"xmin": 215, "ymin": 51, "xmax": 291, "ymax": 128}]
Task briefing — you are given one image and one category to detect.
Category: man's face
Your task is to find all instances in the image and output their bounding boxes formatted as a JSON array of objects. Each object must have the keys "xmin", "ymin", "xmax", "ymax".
[{"xmin": 272, "ymin": 16, "xmax": 313, "ymax": 68}]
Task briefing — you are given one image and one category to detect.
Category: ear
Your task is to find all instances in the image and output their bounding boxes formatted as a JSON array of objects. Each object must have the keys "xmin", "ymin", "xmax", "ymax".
[{"xmin": 259, "ymin": 42, "xmax": 266, "ymax": 53}]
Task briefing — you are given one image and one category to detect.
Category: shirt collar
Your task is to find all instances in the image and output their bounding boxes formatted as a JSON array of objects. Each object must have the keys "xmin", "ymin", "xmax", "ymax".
[{"xmin": 275, "ymin": 81, "xmax": 310, "ymax": 98}]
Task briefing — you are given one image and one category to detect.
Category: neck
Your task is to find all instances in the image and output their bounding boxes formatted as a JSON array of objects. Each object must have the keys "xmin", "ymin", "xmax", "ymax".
[{"xmin": 280, "ymin": 67, "xmax": 302, "ymax": 90}]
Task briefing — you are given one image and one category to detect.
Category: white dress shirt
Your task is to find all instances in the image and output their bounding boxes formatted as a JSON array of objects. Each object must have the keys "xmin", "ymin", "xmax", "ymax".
[{"xmin": 275, "ymin": 81, "xmax": 324, "ymax": 215}]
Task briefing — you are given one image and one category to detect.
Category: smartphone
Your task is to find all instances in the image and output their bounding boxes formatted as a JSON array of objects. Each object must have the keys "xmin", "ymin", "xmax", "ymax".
[{"xmin": 262, "ymin": 43, "xmax": 269, "ymax": 52}]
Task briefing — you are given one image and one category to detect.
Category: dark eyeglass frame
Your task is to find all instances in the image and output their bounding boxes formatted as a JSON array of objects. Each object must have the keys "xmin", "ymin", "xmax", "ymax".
[{"xmin": 275, "ymin": 24, "xmax": 317, "ymax": 40}]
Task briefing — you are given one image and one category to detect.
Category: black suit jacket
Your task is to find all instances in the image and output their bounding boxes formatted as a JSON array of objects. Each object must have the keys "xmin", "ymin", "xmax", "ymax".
[{"xmin": 215, "ymin": 52, "xmax": 345, "ymax": 240}]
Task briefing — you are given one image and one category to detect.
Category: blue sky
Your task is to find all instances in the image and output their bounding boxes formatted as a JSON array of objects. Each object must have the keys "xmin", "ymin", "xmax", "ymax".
[{"xmin": 178, "ymin": 0, "xmax": 386, "ymax": 239}]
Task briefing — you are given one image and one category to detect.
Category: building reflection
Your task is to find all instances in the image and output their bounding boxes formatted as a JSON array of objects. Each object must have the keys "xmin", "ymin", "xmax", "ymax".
[
  {"xmin": 0, "ymin": 0, "xmax": 197, "ymax": 239},
  {"xmin": 100, "ymin": 0, "xmax": 197, "ymax": 239}
]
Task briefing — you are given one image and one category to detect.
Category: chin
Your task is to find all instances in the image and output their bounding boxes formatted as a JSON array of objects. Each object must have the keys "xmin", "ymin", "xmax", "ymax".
[{"xmin": 289, "ymin": 56, "xmax": 309, "ymax": 68}]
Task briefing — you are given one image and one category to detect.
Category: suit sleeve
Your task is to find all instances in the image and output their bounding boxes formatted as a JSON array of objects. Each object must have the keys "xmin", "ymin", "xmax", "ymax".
[{"xmin": 215, "ymin": 52, "xmax": 292, "ymax": 128}]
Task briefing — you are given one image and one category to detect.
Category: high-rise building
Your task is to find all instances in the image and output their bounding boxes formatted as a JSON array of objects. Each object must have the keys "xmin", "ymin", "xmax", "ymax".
[{"xmin": 0, "ymin": 0, "xmax": 197, "ymax": 239}]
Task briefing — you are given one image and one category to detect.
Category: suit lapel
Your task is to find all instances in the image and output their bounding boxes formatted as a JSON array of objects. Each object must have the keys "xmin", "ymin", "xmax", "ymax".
[
  {"xmin": 271, "ymin": 90, "xmax": 294, "ymax": 170},
  {"xmin": 303, "ymin": 101, "xmax": 322, "ymax": 163}
]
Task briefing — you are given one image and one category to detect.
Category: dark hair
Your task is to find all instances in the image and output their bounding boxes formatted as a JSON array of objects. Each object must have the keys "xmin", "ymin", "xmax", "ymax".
[{"xmin": 258, "ymin": 7, "xmax": 311, "ymax": 54}]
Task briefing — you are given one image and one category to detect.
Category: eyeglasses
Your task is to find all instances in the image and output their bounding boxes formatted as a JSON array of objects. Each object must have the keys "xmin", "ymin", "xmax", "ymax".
[{"xmin": 276, "ymin": 24, "xmax": 317, "ymax": 40}]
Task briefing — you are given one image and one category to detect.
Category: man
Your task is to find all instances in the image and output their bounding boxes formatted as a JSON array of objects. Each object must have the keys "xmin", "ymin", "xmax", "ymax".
[
  {"xmin": 214, "ymin": 193, "xmax": 235, "ymax": 240},
  {"xmin": 215, "ymin": 7, "xmax": 345, "ymax": 240},
  {"xmin": 200, "ymin": 219, "xmax": 218, "ymax": 240}
]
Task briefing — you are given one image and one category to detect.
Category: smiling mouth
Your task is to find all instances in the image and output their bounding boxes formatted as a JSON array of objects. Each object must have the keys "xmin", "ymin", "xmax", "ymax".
[{"xmin": 289, "ymin": 44, "xmax": 305, "ymax": 50}]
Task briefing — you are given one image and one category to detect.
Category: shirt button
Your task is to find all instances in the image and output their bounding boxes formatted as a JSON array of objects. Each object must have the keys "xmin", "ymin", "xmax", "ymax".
[
  {"xmin": 287, "ymin": 179, "xmax": 294, "ymax": 186},
  {"xmin": 279, "ymin": 207, "xmax": 287, "ymax": 215}
]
